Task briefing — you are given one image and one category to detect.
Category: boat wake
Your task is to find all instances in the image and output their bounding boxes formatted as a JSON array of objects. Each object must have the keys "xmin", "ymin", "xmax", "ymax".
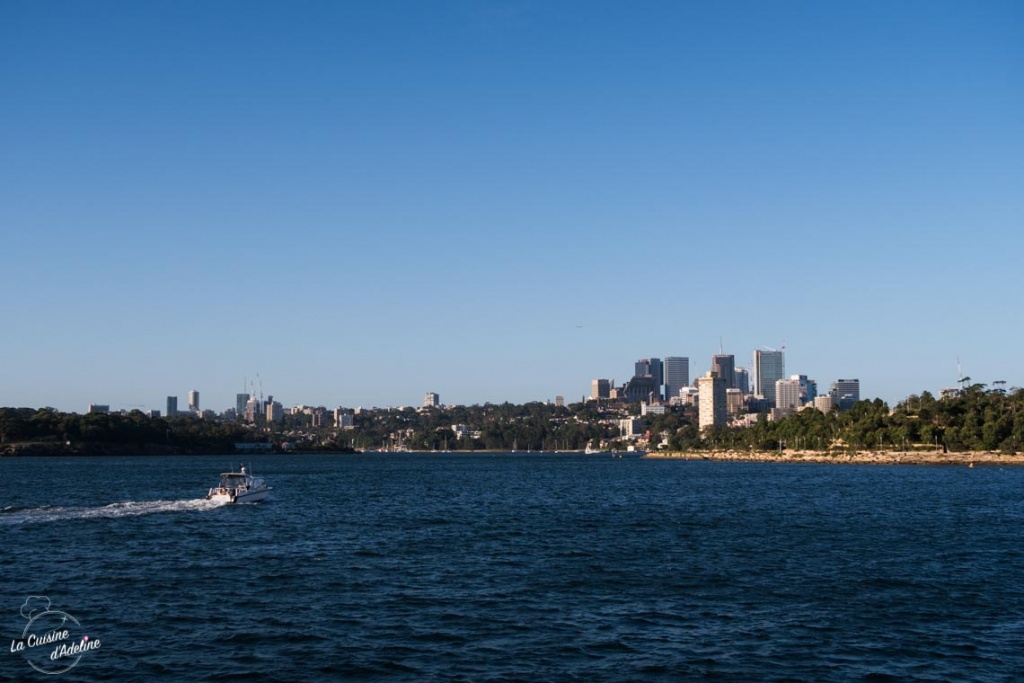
[{"xmin": 0, "ymin": 498, "xmax": 227, "ymax": 525}]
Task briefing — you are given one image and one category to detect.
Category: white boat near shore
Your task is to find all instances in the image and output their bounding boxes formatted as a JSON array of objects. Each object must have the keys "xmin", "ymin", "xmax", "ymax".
[{"xmin": 206, "ymin": 465, "xmax": 272, "ymax": 504}]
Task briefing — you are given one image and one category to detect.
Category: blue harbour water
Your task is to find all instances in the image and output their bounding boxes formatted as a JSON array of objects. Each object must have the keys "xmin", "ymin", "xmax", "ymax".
[{"xmin": 2, "ymin": 454, "xmax": 1024, "ymax": 681}]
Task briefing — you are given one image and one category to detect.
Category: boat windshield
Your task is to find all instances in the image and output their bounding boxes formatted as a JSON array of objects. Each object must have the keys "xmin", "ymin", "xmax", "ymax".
[{"xmin": 219, "ymin": 473, "xmax": 248, "ymax": 487}]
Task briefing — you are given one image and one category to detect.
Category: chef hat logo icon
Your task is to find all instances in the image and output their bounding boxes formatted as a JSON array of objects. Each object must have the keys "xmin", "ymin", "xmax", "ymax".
[{"xmin": 20, "ymin": 596, "xmax": 51, "ymax": 620}]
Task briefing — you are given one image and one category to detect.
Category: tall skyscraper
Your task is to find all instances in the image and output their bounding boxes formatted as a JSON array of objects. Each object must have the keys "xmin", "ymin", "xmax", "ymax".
[
  {"xmin": 697, "ymin": 371, "xmax": 727, "ymax": 430},
  {"xmin": 591, "ymin": 379, "xmax": 611, "ymax": 400},
  {"xmin": 236, "ymin": 393, "xmax": 250, "ymax": 416},
  {"xmin": 753, "ymin": 349, "xmax": 785, "ymax": 405},
  {"xmin": 734, "ymin": 367, "xmax": 750, "ymax": 394},
  {"xmin": 424, "ymin": 392, "xmax": 440, "ymax": 408},
  {"xmin": 648, "ymin": 358, "xmax": 663, "ymax": 396},
  {"xmin": 711, "ymin": 354, "xmax": 736, "ymax": 389},
  {"xmin": 663, "ymin": 357, "xmax": 690, "ymax": 400},
  {"xmin": 188, "ymin": 390, "xmax": 200, "ymax": 413},
  {"xmin": 166, "ymin": 396, "xmax": 178, "ymax": 417},
  {"xmin": 635, "ymin": 359, "xmax": 651, "ymax": 378}
]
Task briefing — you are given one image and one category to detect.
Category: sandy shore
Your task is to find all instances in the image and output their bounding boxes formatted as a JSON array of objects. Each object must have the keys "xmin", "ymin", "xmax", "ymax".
[{"xmin": 646, "ymin": 450, "xmax": 1024, "ymax": 466}]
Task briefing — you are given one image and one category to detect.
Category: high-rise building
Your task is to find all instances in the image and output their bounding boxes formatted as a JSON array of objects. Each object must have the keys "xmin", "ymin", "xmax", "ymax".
[
  {"xmin": 697, "ymin": 371, "xmax": 727, "ymax": 430},
  {"xmin": 775, "ymin": 379, "xmax": 802, "ymax": 409},
  {"xmin": 734, "ymin": 367, "xmax": 750, "ymax": 394},
  {"xmin": 726, "ymin": 388, "xmax": 745, "ymax": 416},
  {"xmin": 791, "ymin": 375, "xmax": 817, "ymax": 405},
  {"xmin": 648, "ymin": 358, "xmax": 663, "ymax": 395},
  {"xmin": 633, "ymin": 358, "xmax": 663, "ymax": 397},
  {"xmin": 814, "ymin": 395, "xmax": 834, "ymax": 413},
  {"xmin": 664, "ymin": 357, "xmax": 689, "ymax": 400},
  {"xmin": 620, "ymin": 375, "xmax": 660, "ymax": 402},
  {"xmin": 265, "ymin": 400, "xmax": 284, "ymax": 423},
  {"xmin": 591, "ymin": 379, "xmax": 611, "ymax": 400},
  {"xmin": 166, "ymin": 396, "xmax": 178, "ymax": 417},
  {"xmin": 830, "ymin": 379, "xmax": 860, "ymax": 410},
  {"xmin": 753, "ymin": 349, "xmax": 785, "ymax": 405},
  {"xmin": 188, "ymin": 390, "xmax": 200, "ymax": 413},
  {"xmin": 424, "ymin": 392, "xmax": 440, "ymax": 408},
  {"xmin": 87, "ymin": 404, "xmax": 109, "ymax": 414},
  {"xmin": 554, "ymin": 395, "xmax": 564, "ymax": 407},
  {"xmin": 711, "ymin": 354, "xmax": 736, "ymax": 389},
  {"xmin": 236, "ymin": 393, "xmax": 250, "ymax": 416}
]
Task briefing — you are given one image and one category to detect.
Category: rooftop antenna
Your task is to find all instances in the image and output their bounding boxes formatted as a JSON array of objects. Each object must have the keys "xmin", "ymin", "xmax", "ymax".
[{"xmin": 719, "ymin": 336, "xmax": 724, "ymax": 355}]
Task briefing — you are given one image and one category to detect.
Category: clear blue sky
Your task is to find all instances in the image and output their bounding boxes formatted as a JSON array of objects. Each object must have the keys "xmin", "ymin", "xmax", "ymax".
[{"xmin": 2, "ymin": 1, "xmax": 1022, "ymax": 413}]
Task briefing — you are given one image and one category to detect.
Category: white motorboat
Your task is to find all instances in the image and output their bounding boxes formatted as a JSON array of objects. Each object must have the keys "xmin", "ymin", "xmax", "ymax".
[{"xmin": 207, "ymin": 465, "xmax": 272, "ymax": 504}]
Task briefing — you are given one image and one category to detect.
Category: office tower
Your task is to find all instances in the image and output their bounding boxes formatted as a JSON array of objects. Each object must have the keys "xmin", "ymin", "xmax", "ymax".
[
  {"xmin": 726, "ymin": 388, "xmax": 745, "ymax": 416},
  {"xmin": 697, "ymin": 371, "xmax": 727, "ymax": 430},
  {"xmin": 87, "ymin": 404, "xmax": 109, "ymax": 414},
  {"xmin": 555, "ymin": 396, "xmax": 564, "ymax": 407},
  {"xmin": 814, "ymin": 395, "xmax": 834, "ymax": 413},
  {"xmin": 648, "ymin": 358, "xmax": 663, "ymax": 396},
  {"xmin": 166, "ymin": 396, "xmax": 178, "ymax": 417},
  {"xmin": 830, "ymin": 379, "xmax": 861, "ymax": 410},
  {"xmin": 424, "ymin": 392, "xmax": 440, "ymax": 408},
  {"xmin": 734, "ymin": 367, "xmax": 750, "ymax": 394},
  {"xmin": 591, "ymin": 379, "xmax": 611, "ymax": 400},
  {"xmin": 265, "ymin": 400, "xmax": 284, "ymax": 423},
  {"xmin": 753, "ymin": 349, "xmax": 785, "ymax": 405},
  {"xmin": 775, "ymin": 379, "xmax": 802, "ymax": 409},
  {"xmin": 236, "ymin": 393, "xmax": 250, "ymax": 416},
  {"xmin": 620, "ymin": 375, "xmax": 660, "ymax": 402},
  {"xmin": 188, "ymin": 390, "xmax": 200, "ymax": 413},
  {"xmin": 635, "ymin": 359, "xmax": 651, "ymax": 378},
  {"xmin": 664, "ymin": 357, "xmax": 690, "ymax": 401},
  {"xmin": 711, "ymin": 354, "xmax": 736, "ymax": 389},
  {"xmin": 791, "ymin": 375, "xmax": 817, "ymax": 405}
]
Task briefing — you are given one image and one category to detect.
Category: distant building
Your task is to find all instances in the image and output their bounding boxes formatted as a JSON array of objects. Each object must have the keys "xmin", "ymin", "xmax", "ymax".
[
  {"xmin": 236, "ymin": 393, "xmax": 250, "ymax": 417},
  {"xmin": 734, "ymin": 367, "xmax": 750, "ymax": 395},
  {"xmin": 334, "ymin": 407, "xmax": 354, "ymax": 429},
  {"xmin": 697, "ymin": 371, "xmax": 727, "ymax": 430},
  {"xmin": 87, "ymin": 404, "xmax": 109, "ymax": 414},
  {"xmin": 618, "ymin": 417, "xmax": 643, "ymax": 439},
  {"xmin": 641, "ymin": 402, "xmax": 666, "ymax": 416},
  {"xmin": 310, "ymin": 407, "xmax": 327, "ymax": 428},
  {"xmin": 451, "ymin": 424, "xmax": 471, "ymax": 439},
  {"xmin": 424, "ymin": 392, "xmax": 440, "ymax": 408},
  {"xmin": 188, "ymin": 390, "xmax": 200, "ymax": 413},
  {"xmin": 830, "ymin": 379, "xmax": 860, "ymax": 410},
  {"xmin": 663, "ymin": 357, "xmax": 689, "ymax": 401},
  {"xmin": 726, "ymin": 388, "xmax": 745, "ymax": 416},
  {"xmin": 677, "ymin": 386, "xmax": 700, "ymax": 406},
  {"xmin": 265, "ymin": 400, "xmax": 284, "ymax": 423},
  {"xmin": 244, "ymin": 397, "xmax": 261, "ymax": 423},
  {"xmin": 813, "ymin": 395, "xmax": 834, "ymax": 413},
  {"xmin": 775, "ymin": 379, "xmax": 802, "ymax": 410},
  {"xmin": 791, "ymin": 375, "xmax": 817, "ymax": 405},
  {"xmin": 619, "ymin": 375, "xmax": 660, "ymax": 402},
  {"xmin": 753, "ymin": 349, "xmax": 785, "ymax": 405},
  {"xmin": 166, "ymin": 396, "xmax": 178, "ymax": 418},
  {"xmin": 591, "ymin": 379, "xmax": 611, "ymax": 400},
  {"xmin": 711, "ymin": 355, "xmax": 736, "ymax": 390},
  {"xmin": 634, "ymin": 358, "xmax": 663, "ymax": 398},
  {"xmin": 554, "ymin": 395, "xmax": 564, "ymax": 407}
]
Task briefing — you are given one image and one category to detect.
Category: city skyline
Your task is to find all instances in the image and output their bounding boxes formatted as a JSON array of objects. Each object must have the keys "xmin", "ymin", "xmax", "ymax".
[{"xmin": 2, "ymin": 2, "xmax": 1021, "ymax": 413}]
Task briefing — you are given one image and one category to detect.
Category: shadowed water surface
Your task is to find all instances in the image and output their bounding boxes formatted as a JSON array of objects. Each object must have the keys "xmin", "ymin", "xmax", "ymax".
[{"xmin": 2, "ymin": 454, "xmax": 1024, "ymax": 681}]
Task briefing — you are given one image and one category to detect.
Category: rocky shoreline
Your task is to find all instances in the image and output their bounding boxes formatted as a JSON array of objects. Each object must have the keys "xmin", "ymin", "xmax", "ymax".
[{"xmin": 646, "ymin": 450, "xmax": 1024, "ymax": 465}]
